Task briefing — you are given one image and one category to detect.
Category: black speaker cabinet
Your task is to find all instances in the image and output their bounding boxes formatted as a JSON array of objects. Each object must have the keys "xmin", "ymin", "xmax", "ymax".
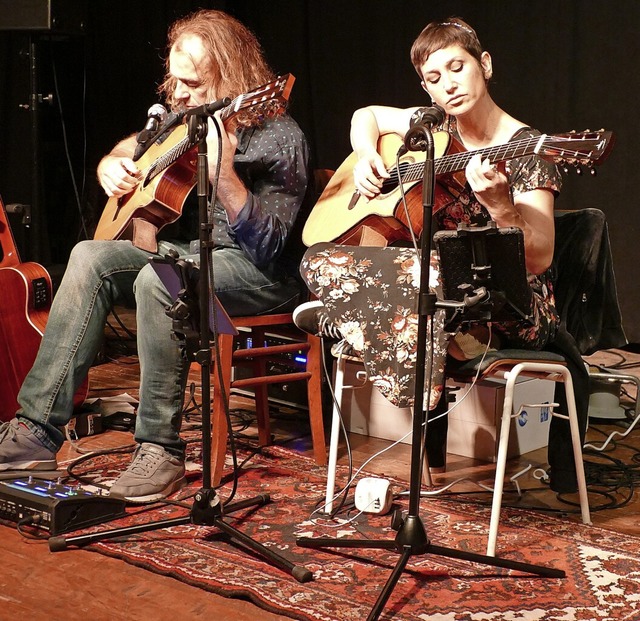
[{"xmin": 0, "ymin": 0, "xmax": 85, "ymax": 35}]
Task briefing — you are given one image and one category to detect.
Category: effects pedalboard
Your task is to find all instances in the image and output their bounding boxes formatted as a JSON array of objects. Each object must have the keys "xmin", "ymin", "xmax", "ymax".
[{"xmin": 0, "ymin": 476, "xmax": 127, "ymax": 535}]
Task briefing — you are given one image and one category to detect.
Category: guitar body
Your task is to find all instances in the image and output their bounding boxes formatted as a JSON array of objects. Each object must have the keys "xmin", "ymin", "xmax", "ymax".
[
  {"xmin": 303, "ymin": 128, "xmax": 614, "ymax": 248},
  {"xmin": 94, "ymin": 124, "xmax": 198, "ymax": 242},
  {"xmin": 0, "ymin": 263, "xmax": 52, "ymax": 421},
  {"xmin": 303, "ymin": 132, "xmax": 451, "ymax": 247},
  {"xmin": 0, "ymin": 201, "xmax": 88, "ymax": 421}
]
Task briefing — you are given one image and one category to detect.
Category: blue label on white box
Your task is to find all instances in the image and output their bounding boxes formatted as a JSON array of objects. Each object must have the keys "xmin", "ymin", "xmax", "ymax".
[{"xmin": 540, "ymin": 403, "xmax": 550, "ymax": 423}]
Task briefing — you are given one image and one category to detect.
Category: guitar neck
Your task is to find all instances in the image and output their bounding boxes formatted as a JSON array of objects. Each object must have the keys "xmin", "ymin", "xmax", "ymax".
[
  {"xmin": 398, "ymin": 134, "xmax": 545, "ymax": 183},
  {"xmin": 142, "ymin": 74, "xmax": 294, "ymax": 186},
  {"xmin": 141, "ymin": 95, "xmax": 254, "ymax": 186}
]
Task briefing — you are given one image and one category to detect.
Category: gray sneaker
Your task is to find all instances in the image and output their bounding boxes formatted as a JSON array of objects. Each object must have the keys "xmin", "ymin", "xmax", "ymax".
[
  {"xmin": 0, "ymin": 419, "xmax": 58, "ymax": 471},
  {"xmin": 109, "ymin": 442, "xmax": 186, "ymax": 503}
]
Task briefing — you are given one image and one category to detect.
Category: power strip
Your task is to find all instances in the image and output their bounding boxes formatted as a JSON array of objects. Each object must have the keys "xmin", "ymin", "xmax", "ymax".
[{"xmin": 354, "ymin": 477, "xmax": 394, "ymax": 514}]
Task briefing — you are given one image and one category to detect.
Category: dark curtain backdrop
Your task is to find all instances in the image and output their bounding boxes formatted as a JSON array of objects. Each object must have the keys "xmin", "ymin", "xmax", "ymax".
[{"xmin": 0, "ymin": 0, "xmax": 638, "ymax": 341}]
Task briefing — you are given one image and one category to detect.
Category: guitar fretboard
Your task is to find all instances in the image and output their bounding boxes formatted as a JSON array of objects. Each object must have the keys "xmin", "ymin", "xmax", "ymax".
[
  {"xmin": 395, "ymin": 135, "xmax": 545, "ymax": 183},
  {"xmin": 146, "ymin": 135, "xmax": 194, "ymax": 185}
]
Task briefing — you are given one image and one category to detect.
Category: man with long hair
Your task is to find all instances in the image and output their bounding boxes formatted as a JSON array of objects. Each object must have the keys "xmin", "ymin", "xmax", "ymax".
[{"xmin": 0, "ymin": 10, "xmax": 311, "ymax": 502}]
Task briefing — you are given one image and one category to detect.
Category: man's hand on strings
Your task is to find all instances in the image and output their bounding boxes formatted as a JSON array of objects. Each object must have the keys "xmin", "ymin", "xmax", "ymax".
[{"xmin": 97, "ymin": 155, "xmax": 141, "ymax": 198}]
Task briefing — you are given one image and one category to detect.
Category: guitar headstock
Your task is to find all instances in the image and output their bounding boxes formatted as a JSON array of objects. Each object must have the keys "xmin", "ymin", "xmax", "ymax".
[
  {"xmin": 222, "ymin": 74, "xmax": 296, "ymax": 124},
  {"xmin": 539, "ymin": 129, "xmax": 615, "ymax": 176}
]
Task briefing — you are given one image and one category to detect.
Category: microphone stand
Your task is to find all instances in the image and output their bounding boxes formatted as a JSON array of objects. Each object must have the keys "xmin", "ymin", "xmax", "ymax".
[
  {"xmin": 297, "ymin": 122, "xmax": 563, "ymax": 620},
  {"xmin": 49, "ymin": 106, "xmax": 313, "ymax": 584}
]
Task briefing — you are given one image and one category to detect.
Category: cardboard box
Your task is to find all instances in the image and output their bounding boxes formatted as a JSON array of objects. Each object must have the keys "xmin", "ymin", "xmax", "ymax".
[
  {"xmin": 447, "ymin": 377, "xmax": 555, "ymax": 462},
  {"xmin": 337, "ymin": 360, "xmax": 414, "ymax": 445},
  {"xmin": 336, "ymin": 361, "xmax": 555, "ymax": 462}
]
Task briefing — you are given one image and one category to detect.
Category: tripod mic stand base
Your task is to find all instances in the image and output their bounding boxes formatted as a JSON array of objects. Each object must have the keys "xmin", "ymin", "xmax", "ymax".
[
  {"xmin": 297, "ymin": 512, "xmax": 564, "ymax": 621},
  {"xmin": 49, "ymin": 493, "xmax": 313, "ymax": 583}
]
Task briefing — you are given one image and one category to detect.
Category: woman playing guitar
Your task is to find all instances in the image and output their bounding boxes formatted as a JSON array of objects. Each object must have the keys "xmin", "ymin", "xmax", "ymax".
[{"xmin": 300, "ymin": 17, "xmax": 587, "ymax": 493}]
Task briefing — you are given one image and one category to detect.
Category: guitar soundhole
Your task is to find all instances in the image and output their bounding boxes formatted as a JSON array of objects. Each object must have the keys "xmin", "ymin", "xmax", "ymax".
[
  {"xmin": 32, "ymin": 278, "xmax": 50, "ymax": 309},
  {"xmin": 380, "ymin": 163, "xmax": 410, "ymax": 195}
]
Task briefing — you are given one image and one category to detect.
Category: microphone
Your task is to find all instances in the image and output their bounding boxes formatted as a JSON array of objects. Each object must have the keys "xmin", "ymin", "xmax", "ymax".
[
  {"xmin": 184, "ymin": 97, "xmax": 231, "ymax": 117},
  {"xmin": 410, "ymin": 104, "xmax": 445, "ymax": 128},
  {"xmin": 133, "ymin": 104, "xmax": 168, "ymax": 161},
  {"xmin": 402, "ymin": 105, "xmax": 446, "ymax": 153}
]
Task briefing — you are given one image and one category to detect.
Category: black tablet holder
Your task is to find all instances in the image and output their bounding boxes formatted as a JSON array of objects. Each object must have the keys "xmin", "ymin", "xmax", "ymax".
[{"xmin": 434, "ymin": 223, "xmax": 534, "ymax": 331}]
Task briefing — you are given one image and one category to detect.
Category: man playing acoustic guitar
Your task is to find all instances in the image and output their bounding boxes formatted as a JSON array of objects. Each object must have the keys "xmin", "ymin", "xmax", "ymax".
[{"xmin": 0, "ymin": 10, "xmax": 311, "ymax": 502}]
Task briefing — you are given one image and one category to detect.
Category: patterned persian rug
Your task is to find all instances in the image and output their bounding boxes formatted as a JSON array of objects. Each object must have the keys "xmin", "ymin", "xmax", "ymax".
[{"xmin": 62, "ymin": 444, "xmax": 640, "ymax": 621}]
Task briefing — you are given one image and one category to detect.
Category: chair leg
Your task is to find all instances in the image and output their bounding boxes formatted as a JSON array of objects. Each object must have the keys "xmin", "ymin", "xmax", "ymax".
[
  {"xmin": 306, "ymin": 334, "xmax": 327, "ymax": 466},
  {"xmin": 324, "ymin": 354, "xmax": 346, "ymax": 514},
  {"xmin": 211, "ymin": 333, "xmax": 234, "ymax": 486},
  {"xmin": 251, "ymin": 327, "xmax": 272, "ymax": 447}
]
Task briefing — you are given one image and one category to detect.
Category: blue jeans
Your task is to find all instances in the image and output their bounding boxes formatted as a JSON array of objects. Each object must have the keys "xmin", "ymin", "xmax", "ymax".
[{"xmin": 17, "ymin": 239, "xmax": 302, "ymax": 455}]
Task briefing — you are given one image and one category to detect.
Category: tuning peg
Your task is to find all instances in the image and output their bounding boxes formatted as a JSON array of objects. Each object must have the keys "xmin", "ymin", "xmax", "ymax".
[
  {"xmin": 575, "ymin": 167, "xmax": 583, "ymax": 175},
  {"xmin": 590, "ymin": 168, "xmax": 597, "ymax": 176}
]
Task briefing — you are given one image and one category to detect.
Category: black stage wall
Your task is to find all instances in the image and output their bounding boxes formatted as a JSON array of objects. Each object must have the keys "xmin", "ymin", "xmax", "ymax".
[{"xmin": 0, "ymin": 0, "xmax": 637, "ymax": 342}]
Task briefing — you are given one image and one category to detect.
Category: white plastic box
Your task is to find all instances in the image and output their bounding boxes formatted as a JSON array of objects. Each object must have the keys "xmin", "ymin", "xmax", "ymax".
[{"xmin": 337, "ymin": 360, "xmax": 414, "ymax": 445}]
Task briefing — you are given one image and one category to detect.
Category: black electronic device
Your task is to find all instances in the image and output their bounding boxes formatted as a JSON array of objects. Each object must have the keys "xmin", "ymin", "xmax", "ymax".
[
  {"xmin": 0, "ymin": 477, "xmax": 126, "ymax": 535},
  {"xmin": 232, "ymin": 331, "xmax": 310, "ymax": 409},
  {"xmin": 0, "ymin": 0, "xmax": 86, "ymax": 34}
]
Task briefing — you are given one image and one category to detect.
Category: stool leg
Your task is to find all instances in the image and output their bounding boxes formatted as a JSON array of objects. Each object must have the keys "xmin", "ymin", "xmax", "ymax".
[
  {"xmin": 559, "ymin": 366, "xmax": 592, "ymax": 526},
  {"xmin": 487, "ymin": 367, "xmax": 519, "ymax": 556}
]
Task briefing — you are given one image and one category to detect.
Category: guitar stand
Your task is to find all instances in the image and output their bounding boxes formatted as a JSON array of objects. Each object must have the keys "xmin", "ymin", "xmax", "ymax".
[
  {"xmin": 48, "ymin": 107, "xmax": 313, "ymax": 584},
  {"xmin": 297, "ymin": 123, "xmax": 564, "ymax": 620}
]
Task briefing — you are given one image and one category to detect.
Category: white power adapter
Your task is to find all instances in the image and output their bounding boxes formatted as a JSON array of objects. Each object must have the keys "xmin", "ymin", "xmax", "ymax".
[{"xmin": 354, "ymin": 477, "xmax": 394, "ymax": 515}]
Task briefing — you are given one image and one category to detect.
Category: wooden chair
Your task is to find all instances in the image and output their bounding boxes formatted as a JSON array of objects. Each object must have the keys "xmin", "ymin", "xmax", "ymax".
[{"xmin": 210, "ymin": 313, "xmax": 326, "ymax": 485}]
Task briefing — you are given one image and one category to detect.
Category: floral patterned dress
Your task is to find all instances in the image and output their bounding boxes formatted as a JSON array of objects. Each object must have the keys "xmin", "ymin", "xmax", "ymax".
[{"xmin": 301, "ymin": 124, "xmax": 562, "ymax": 410}]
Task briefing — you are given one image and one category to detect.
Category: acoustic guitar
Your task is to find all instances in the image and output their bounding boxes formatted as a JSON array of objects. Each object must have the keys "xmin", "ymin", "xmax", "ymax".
[
  {"xmin": 0, "ymin": 199, "xmax": 87, "ymax": 421},
  {"xmin": 302, "ymin": 129, "xmax": 615, "ymax": 247},
  {"xmin": 94, "ymin": 74, "xmax": 295, "ymax": 246}
]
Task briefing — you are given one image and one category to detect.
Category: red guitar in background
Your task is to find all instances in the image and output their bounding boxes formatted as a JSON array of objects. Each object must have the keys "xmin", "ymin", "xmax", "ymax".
[{"xmin": 0, "ymin": 197, "xmax": 87, "ymax": 421}]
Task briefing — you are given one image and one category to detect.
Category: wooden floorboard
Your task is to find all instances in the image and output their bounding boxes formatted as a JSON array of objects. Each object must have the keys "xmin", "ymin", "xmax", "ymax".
[{"xmin": 2, "ymin": 327, "xmax": 639, "ymax": 619}]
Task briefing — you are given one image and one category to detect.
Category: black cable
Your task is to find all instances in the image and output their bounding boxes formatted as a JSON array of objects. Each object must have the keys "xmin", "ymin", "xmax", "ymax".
[
  {"xmin": 16, "ymin": 514, "xmax": 49, "ymax": 540},
  {"xmin": 49, "ymin": 36, "xmax": 89, "ymax": 240}
]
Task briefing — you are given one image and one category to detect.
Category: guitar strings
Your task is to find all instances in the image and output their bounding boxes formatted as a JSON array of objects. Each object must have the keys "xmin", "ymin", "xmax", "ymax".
[
  {"xmin": 390, "ymin": 135, "xmax": 594, "ymax": 183},
  {"xmin": 137, "ymin": 79, "xmax": 287, "ymax": 183}
]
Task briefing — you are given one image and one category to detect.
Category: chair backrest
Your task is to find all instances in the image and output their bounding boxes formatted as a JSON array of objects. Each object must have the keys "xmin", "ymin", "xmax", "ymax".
[{"xmin": 552, "ymin": 208, "xmax": 627, "ymax": 355}]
